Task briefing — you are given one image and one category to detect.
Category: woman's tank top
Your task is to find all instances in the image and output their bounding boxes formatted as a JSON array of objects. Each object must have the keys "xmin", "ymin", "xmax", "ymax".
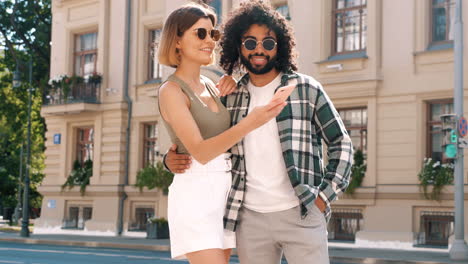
[{"xmin": 159, "ymin": 74, "xmax": 231, "ymax": 154}]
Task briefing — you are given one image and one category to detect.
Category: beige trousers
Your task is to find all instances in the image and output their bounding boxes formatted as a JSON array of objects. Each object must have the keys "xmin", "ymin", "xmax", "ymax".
[{"xmin": 236, "ymin": 205, "xmax": 329, "ymax": 264}]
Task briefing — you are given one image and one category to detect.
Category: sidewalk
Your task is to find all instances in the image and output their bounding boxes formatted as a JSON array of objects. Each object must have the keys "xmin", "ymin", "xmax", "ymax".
[{"xmin": 0, "ymin": 228, "xmax": 462, "ymax": 264}]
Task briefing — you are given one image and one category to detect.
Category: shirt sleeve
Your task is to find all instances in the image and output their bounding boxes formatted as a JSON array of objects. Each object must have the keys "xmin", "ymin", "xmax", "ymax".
[{"xmin": 313, "ymin": 84, "xmax": 354, "ymax": 209}]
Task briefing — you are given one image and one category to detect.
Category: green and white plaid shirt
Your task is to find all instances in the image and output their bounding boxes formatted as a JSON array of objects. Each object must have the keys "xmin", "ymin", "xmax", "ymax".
[{"xmin": 221, "ymin": 71, "xmax": 353, "ymax": 232}]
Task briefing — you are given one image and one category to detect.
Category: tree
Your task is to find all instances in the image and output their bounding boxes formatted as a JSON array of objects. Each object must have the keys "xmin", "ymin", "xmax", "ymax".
[{"xmin": 0, "ymin": 0, "xmax": 50, "ymax": 218}]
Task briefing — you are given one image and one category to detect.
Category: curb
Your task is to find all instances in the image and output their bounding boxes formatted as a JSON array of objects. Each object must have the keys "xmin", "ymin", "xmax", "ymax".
[{"xmin": 0, "ymin": 237, "xmax": 171, "ymax": 252}]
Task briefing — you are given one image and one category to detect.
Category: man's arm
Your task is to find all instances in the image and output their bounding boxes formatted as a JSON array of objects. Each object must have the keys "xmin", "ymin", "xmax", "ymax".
[
  {"xmin": 313, "ymin": 85, "xmax": 354, "ymax": 210},
  {"xmin": 163, "ymin": 144, "xmax": 192, "ymax": 174}
]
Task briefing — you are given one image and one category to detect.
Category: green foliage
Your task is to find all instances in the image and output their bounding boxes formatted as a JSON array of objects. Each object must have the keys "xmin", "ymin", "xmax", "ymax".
[
  {"xmin": 135, "ymin": 162, "xmax": 174, "ymax": 194},
  {"xmin": 418, "ymin": 158, "xmax": 454, "ymax": 201},
  {"xmin": 345, "ymin": 149, "xmax": 366, "ymax": 195},
  {"xmin": 87, "ymin": 72, "xmax": 102, "ymax": 85},
  {"xmin": 61, "ymin": 75, "xmax": 71, "ymax": 101},
  {"xmin": 148, "ymin": 217, "xmax": 168, "ymax": 224},
  {"xmin": 0, "ymin": 0, "xmax": 50, "ymax": 214},
  {"xmin": 61, "ymin": 160, "xmax": 93, "ymax": 196}
]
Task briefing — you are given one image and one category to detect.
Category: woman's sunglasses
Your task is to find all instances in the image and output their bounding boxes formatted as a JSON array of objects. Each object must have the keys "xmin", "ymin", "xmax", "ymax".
[
  {"xmin": 242, "ymin": 38, "xmax": 277, "ymax": 51},
  {"xmin": 193, "ymin": 28, "xmax": 221, "ymax": 41}
]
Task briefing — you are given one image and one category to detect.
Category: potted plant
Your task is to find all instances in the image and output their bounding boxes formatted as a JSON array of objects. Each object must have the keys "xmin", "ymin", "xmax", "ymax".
[
  {"xmin": 146, "ymin": 217, "xmax": 169, "ymax": 239},
  {"xmin": 62, "ymin": 159, "xmax": 93, "ymax": 196},
  {"xmin": 418, "ymin": 158, "xmax": 454, "ymax": 200},
  {"xmin": 135, "ymin": 161, "xmax": 174, "ymax": 195},
  {"xmin": 60, "ymin": 75, "xmax": 71, "ymax": 102},
  {"xmin": 345, "ymin": 149, "xmax": 367, "ymax": 195},
  {"xmin": 86, "ymin": 72, "xmax": 102, "ymax": 85},
  {"xmin": 48, "ymin": 74, "xmax": 68, "ymax": 103}
]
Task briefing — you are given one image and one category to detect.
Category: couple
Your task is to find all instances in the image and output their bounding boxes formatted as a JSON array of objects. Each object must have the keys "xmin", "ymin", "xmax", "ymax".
[{"xmin": 157, "ymin": 1, "xmax": 353, "ymax": 264}]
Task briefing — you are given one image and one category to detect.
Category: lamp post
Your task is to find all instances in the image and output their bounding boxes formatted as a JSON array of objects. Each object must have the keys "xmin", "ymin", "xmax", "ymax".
[
  {"xmin": 13, "ymin": 57, "xmax": 33, "ymax": 238},
  {"xmin": 449, "ymin": 0, "xmax": 468, "ymax": 260},
  {"xmin": 12, "ymin": 144, "xmax": 23, "ymax": 224}
]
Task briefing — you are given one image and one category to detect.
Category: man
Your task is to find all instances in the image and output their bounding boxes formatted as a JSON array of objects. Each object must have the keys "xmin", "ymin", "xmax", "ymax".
[{"xmin": 165, "ymin": 1, "xmax": 353, "ymax": 263}]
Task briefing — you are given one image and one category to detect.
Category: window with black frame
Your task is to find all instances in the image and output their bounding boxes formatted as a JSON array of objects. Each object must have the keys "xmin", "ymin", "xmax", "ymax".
[
  {"xmin": 338, "ymin": 108, "xmax": 367, "ymax": 155},
  {"xmin": 332, "ymin": 0, "xmax": 367, "ymax": 55},
  {"xmin": 143, "ymin": 123, "xmax": 159, "ymax": 167},
  {"xmin": 431, "ymin": 0, "xmax": 455, "ymax": 44},
  {"xmin": 66, "ymin": 207, "xmax": 79, "ymax": 228},
  {"xmin": 63, "ymin": 205, "xmax": 93, "ymax": 229},
  {"xmin": 417, "ymin": 211, "xmax": 454, "ymax": 247},
  {"xmin": 328, "ymin": 209, "xmax": 363, "ymax": 241},
  {"xmin": 131, "ymin": 207, "xmax": 155, "ymax": 231},
  {"xmin": 148, "ymin": 29, "xmax": 162, "ymax": 81},
  {"xmin": 427, "ymin": 100, "xmax": 454, "ymax": 163}
]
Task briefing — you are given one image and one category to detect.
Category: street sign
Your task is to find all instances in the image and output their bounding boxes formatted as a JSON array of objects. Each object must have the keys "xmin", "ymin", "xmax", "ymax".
[
  {"xmin": 53, "ymin": 133, "xmax": 61, "ymax": 144},
  {"xmin": 459, "ymin": 117, "xmax": 468, "ymax": 137},
  {"xmin": 47, "ymin": 199, "xmax": 56, "ymax": 209},
  {"xmin": 459, "ymin": 138, "xmax": 468, "ymax": 148}
]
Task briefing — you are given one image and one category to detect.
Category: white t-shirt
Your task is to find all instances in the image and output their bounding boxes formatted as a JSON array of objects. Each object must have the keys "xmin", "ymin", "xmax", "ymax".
[{"xmin": 243, "ymin": 73, "xmax": 300, "ymax": 213}]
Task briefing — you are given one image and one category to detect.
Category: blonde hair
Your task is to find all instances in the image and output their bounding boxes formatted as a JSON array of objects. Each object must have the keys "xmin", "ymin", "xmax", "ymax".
[{"xmin": 158, "ymin": 3, "xmax": 217, "ymax": 68}]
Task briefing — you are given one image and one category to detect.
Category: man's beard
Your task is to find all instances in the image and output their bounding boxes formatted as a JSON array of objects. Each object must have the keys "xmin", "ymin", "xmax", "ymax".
[{"xmin": 240, "ymin": 53, "xmax": 277, "ymax": 75}]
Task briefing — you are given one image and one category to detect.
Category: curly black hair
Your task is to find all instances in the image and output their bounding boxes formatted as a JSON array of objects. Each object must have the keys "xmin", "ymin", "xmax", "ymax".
[{"xmin": 219, "ymin": 0, "xmax": 298, "ymax": 75}]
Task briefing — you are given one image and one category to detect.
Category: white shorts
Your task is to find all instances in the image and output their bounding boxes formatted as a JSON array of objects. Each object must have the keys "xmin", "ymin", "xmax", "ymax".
[{"xmin": 168, "ymin": 153, "xmax": 236, "ymax": 259}]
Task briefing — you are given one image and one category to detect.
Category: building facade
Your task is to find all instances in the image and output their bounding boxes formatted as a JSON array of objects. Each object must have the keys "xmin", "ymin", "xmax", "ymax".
[{"xmin": 36, "ymin": 0, "xmax": 468, "ymax": 248}]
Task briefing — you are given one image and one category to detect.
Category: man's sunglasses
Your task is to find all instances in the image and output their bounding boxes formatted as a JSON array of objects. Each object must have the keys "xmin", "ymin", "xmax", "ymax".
[
  {"xmin": 242, "ymin": 38, "xmax": 277, "ymax": 51},
  {"xmin": 193, "ymin": 28, "xmax": 221, "ymax": 41}
]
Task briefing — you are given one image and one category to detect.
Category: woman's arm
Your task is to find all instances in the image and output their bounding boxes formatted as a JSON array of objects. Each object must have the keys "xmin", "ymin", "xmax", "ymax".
[{"xmin": 159, "ymin": 81, "xmax": 285, "ymax": 164}]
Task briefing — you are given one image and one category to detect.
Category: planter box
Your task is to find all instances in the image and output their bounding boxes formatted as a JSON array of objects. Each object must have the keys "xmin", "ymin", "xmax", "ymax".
[{"xmin": 146, "ymin": 222, "xmax": 169, "ymax": 239}]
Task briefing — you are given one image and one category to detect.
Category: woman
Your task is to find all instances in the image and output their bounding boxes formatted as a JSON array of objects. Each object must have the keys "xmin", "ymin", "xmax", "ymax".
[{"xmin": 157, "ymin": 3, "xmax": 286, "ymax": 264}]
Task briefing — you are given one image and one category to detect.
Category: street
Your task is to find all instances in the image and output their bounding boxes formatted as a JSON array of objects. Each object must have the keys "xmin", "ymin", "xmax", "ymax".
[{"xmin": 0, "ymin": 242, "xmax": 360, "ymax": 264}]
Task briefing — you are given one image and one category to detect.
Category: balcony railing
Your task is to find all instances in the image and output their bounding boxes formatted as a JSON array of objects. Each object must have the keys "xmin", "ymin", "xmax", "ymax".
[{"xmin": 43, "ymin": 82, "xmax": 101, "ymax": 106}]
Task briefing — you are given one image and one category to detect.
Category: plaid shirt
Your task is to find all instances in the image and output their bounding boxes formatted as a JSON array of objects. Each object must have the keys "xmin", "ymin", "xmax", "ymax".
[{"xmin": 220, "ymin": 71, "xmax": 353, "ymax": 232}]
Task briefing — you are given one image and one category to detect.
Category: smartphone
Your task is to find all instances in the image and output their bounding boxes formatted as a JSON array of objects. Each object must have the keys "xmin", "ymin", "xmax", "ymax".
[{"xmin": 270, "ymin": 85, "xmax": 295, "ymax": 103}]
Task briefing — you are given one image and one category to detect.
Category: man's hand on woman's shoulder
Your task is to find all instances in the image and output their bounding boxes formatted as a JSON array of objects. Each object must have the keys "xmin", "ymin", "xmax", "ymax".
[{"xmin": 217, "ymin": 75, "xmax": 237, "ymax": 96}]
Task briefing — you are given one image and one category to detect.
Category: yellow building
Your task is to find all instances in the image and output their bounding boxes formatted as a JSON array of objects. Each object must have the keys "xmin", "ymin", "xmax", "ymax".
[{"xmin": 37, "ymin": 0, "xmax": 468, "ymax": 248}]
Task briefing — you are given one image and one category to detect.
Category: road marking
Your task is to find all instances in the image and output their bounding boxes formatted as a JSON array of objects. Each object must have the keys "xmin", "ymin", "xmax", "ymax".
[
  {"xmin": 0, "ymin": 247, "xmax": 167, "ymax": 261},
  {"xmin": 0, "ymin": 261, "xmax": 24, "ymax": 264}
]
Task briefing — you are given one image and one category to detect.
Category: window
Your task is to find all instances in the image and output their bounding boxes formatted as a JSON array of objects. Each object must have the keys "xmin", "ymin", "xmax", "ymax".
[
  {"xmin": 208, "ymin": 0, "xmax": 222, "ymax": 24},
  {"xmin": 63, "ymin": 205, "xmax": 93, "ymax": 229},
  {"xmin": 129, "ymin": 207, "xmax": 154, "ymax": 231},
  {"xmin": 148, "ymin": 29, "xmax": 162, "ymax": 80},
  {"xmin": 76, "ymin": 127, "xmax": 94, "ymax": 164},
  {"xmin": 332, "ymin": 0, "xmax": 367, "ymax": 54},
  {"xmin": 417, "ymin": 211, "xmax": 454, "ymax": 247},
  {"xmin": 143, "ymin": 123, "xmax": 159, "ymax": 167},
  {"xmin": 338, "ymin": 108, "xmax": 367, "ymax": 155},
  {"xmin": 276, "ymin": 4, "xmax": 291, "ymax": 20},
  {"xmin": 431, "ymin": 0, "xmax": 455, "ymax": 44},
  {"xmin": 83, "ymin": 207, "xmax": 93, "ymax": 222},
  {"xmin": 74, "ymin": 32, "xmax": 98, "ymax": 77},
  {"xmin": 427, "ymin": 100, "xmax": 453, "ymax": 163},
  {"xmin": 328, "ymin": 209, "xmax": 363, "ymax": 241},
  {"xmin": 66, "ymin": 207, "xmax": 79, "ymax": 228}
]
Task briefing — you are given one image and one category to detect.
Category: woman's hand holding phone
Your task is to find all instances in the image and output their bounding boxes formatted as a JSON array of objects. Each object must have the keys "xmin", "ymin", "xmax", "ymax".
[
  {"xmin": 266, "ymin": 84, "xmax": 295, "ymax": 110},
  {"xmin": 242, "ymin": 84, "xmax": 294, "ymax": 131}
]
